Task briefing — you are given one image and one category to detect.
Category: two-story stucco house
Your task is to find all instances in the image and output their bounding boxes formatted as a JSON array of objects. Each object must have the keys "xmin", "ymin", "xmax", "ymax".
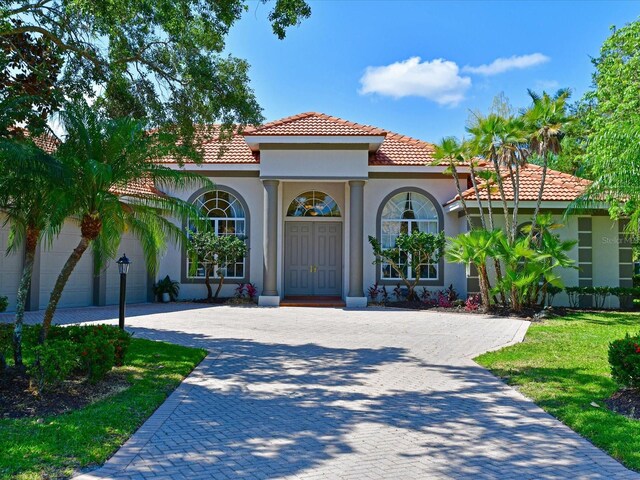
[{"xmin": 0, "ymin": 112, "xmax": 632, "ymax": 311}]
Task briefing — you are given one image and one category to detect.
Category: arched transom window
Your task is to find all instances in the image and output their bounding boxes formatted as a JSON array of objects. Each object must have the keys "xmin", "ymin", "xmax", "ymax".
[
  {"xmin": 188, "ymin": 189, "xmax": 247, "ymax": 279},
  {"xmin": 287, "ymin": 191, "xmax": 341, "ymax": 217},
  {"xmin": 380, "ymin": 191, "xmax": 439, "ymax": 280}
]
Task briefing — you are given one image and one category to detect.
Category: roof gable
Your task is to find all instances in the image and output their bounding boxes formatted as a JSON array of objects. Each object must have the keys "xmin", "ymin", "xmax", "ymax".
[{"xmin": 243, "ymin": 112, "xmax": 387, "ymax": 137}]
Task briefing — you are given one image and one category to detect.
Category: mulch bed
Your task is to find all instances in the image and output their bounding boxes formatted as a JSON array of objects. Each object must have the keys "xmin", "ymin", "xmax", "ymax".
[
  {"xmin": 606, "ymin": 389, "xmax": 640, "ymax": 420},
  {"xmin": 192, "ymin": 297, "xmax": 255, "ymax": 305},
  {"xmin": 0, "ymin": 368, "xmax": 130, "ymax": 419}
]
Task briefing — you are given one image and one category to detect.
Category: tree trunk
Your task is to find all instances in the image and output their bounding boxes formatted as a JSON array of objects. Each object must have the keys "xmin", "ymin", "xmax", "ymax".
[
  {"xmin": 214, "ymin": 273, "xmax": 225, "ymax": 299},
  {"xmin": 13, "ymin": 227, "xmax": 39, "ymax": 367},
  {"xmin": 490, "ymin": 150, "xmax": 511, "ymax": 238},
  {"xmin": 451, "ymin": 163, "xmax": 472, "ymax": 230},
  {"xmin": 478, "ymin": 265, "xmax": 491, "ymax": 312},
  {"xmin": 40, "ymin": 236, "xmax": 91, "ymax": 342},
  {"xmin": 484, "ymin": 179, "xmax": 505, "ymax": 305},
  {"xmin": 205, "ymin": 267, "xmax": 213, "ymax": 302},
  {"xmin": 468, "ymin": 162, "xmax": 486, "ymax": 230},
  {"xmin": 529, "ymin": 141, "xmax": 549, "ymax": 240}
]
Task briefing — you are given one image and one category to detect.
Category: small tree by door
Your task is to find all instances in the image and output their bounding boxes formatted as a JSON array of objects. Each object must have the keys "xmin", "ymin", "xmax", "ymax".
[
  {"xmin": 189, "ymin": 232, "xmax": 247, "ymax": 301},
  {"xmin": 369, "ymin": 231, "xmax": 445, "ymax": 301}
]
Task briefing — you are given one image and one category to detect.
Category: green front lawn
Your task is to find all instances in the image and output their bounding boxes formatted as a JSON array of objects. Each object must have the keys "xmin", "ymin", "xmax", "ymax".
[
  {"xmin": 0, "ymin": 338, "xmax": 207, "ymax": 480},
  {"xmin": 476, "ymin": 311, "xmax": 640, "ymax": 471}
]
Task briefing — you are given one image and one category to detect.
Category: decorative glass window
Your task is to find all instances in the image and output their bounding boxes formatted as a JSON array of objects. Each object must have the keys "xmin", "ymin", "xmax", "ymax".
[
  {"xmin": 380, "ymin": 191, "xmax": 439, "ymax": 280},
  {"xmin": 287, "ymin": 191, "xmax": 341, "ymax": 217},
  {"xmin": 188, "ymin": 190, "xmax": 247, "ymax": 279}
]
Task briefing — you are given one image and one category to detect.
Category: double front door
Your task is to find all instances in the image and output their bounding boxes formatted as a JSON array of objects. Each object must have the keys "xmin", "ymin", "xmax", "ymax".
[{"xmin": 284, "ymin": 222, "xmax": 343, "ymax": 296}]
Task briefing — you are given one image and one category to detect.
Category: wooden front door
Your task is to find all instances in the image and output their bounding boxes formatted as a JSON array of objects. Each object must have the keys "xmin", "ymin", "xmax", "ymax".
[{"xmin": 284, "ymin": 222, "xmax": 342, "ymax": 297}]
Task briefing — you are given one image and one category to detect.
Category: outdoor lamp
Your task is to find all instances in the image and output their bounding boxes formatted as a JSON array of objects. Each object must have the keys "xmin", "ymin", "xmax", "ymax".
[
  {"xmin": 116, "ymin": 254, "xmax": 131, "ymax": 330},
  {"xmin": 117, "ymin": 253, "xmax": 131, "ymax": 275}
]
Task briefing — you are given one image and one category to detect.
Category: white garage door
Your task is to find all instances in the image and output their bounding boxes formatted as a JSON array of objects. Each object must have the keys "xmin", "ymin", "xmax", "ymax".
[{"xmin": 39, "ymin": 220, "xmax": 94, "ymax": 309}]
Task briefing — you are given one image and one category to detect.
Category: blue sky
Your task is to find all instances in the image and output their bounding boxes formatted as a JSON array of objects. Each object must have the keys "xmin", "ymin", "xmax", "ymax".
[{"xmin": 225, "ymin": 0, "xmax": 640, "ymax": 141}]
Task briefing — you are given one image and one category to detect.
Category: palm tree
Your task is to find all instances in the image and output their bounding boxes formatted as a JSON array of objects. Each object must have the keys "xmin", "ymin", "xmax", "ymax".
[
  {"xmin": 522, "ymin": 89, "xmax": 572, "ymax": 238},
  {"xmin": 40, "ymin": 101, "xmax": 213, "ymax": 341},
  {"xmin": 445, "ymin": 229, "xmax": 504, "ymax": 311},
  {"xmin": 467, "ymin": 114, "xmax": 514, "ymax": 238},
  {"xmin": 433, "ymin": 137, "xmax": 472, "ymax": 226},
  {"xmin": 0, "ymin": 136, "xmax": 67, "ymax": 366}
]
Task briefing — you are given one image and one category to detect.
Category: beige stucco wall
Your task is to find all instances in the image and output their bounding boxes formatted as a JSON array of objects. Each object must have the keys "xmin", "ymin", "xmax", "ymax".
[
  {"xmin": 260, "ymin": 149, "xmax": 368, "ymax": 179},
  {"xmin": 0, "ymin": 215, "xmax": 24, "ymax": 312}
]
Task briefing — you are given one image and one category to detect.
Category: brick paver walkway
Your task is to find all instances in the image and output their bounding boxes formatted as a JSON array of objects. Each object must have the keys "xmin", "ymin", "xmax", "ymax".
[{"xmin": 3, "ymin": 304, "xmax": 636, "ymax": 479}]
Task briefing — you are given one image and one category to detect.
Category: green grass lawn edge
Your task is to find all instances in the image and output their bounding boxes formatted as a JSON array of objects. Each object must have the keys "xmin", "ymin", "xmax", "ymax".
[
  {"xmin": 0, "ymin": 337, "xmax": 207, "ymax": 480},
  {"xmin": 475, "ymin": 311, "xmax": 640, "ymax": 472}
]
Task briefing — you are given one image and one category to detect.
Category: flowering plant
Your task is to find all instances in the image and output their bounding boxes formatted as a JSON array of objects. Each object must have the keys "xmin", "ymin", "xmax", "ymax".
[{"xmin": 609, "ymin": 333, "xmax": 640, "ymax": 389}]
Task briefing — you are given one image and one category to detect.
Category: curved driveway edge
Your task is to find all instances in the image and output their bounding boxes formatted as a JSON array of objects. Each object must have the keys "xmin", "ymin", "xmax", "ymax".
[{"xmin": 22, "ymin": 304, "xmax": 631, "ymax": 480}]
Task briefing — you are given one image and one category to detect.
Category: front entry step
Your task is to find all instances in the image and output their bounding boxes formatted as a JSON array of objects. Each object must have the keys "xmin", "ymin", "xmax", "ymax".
[{"xmin": 280, "ymin": 296, "xmax": 346, "ymax": 308}]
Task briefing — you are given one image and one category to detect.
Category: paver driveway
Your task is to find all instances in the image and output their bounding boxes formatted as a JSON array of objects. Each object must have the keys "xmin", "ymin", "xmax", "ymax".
[{"xmin": 7, "ymin": 304, "xmax": 636, "ymax": 479}]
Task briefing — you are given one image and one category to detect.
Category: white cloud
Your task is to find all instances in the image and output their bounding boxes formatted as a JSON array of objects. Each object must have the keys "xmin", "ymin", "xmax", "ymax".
[
  {"xmin": 463, "ymin": 53, "xmax": 550, "ymax": 76},
  {"xmin": 359, "ymin": 57, "xmax": 471, "ymax": 107}
]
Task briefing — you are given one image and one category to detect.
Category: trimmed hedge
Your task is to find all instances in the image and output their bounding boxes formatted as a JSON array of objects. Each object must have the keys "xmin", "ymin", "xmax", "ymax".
[{"xmin": 565, "ymin": 286, "xmax": 640, "ymax": 310}]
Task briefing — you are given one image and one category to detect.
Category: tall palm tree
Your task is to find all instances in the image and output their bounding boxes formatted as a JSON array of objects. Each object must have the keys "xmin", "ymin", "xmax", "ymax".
[
  {"xmin": 467, "ymin": 114, "xmax": 513, "ymax": 237},
  {"xmin": 523, "ymin": 89, "xmax": 572, "ymax": 237},
  {"xmin": 0, "ymin": 136, "xmax": 67, "ymax": 366},
  {"xmin": 40, "ymin": 101, "xmax": 213, "ymax": 340},
  {"xmin": 433, "ymin": 137, "xmax": 472, "ymax": 227}
]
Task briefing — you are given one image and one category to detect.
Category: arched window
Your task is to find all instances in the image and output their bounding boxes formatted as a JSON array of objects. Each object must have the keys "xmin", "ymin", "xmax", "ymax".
[
  {"xmin": 188, "ymin": 189, "xmax": 248, "ymax": 279},
  {"xmin": 287, "ymin": 191, "xmax": 341, "ymax": 217},
  {"xmin": 379, "ymin": 190, "xmax": 441, "ymax": 280}
]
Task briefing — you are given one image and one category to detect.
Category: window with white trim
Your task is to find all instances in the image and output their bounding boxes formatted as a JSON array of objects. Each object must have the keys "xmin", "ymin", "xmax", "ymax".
[
  {"xmin": 380, "ymin": 191, "xmax": 439, "ymax": 280},
  {"xmin": 188, "ymin": 190, "xmax": 247, "ymax": 279}
]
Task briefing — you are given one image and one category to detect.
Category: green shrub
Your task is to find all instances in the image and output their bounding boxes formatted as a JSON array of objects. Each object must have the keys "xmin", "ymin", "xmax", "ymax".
[
  {"xmin": 609, "ymin": 333, "xmax": 640, "ymax": 389},
  {"xmin": 0, "ymin": 296, "xmax": 8, "ymax": 313},
  {"xmin": 1, "ymin": 324, "xmax": 130, "ymax": 383},
  {"xmin": 49, "ymin": 324, "xmax": 131, "ymax": 367},
  {"xmin": 28, "ymin": 340, "xmax": 78, "ymax": 392},
  {"xmin": 0, "ymin": 323, "xmax": 12, "ymax": 370},
  {"xmin": 78, "ymin": 331, "xmax": 115, "ymax": 383}
]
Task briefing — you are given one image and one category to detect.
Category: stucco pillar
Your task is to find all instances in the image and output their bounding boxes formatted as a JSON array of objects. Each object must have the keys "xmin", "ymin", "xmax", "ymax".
[
  {"xmin": 259, "ymin": 179, "xmax": 280, "ymax": 306},
  {"xmin": 347, "ymin": 180, "xmax": 367, "ymax": 308}
]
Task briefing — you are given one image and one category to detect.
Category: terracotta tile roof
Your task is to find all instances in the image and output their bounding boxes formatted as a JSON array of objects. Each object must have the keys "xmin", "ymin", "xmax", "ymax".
[
  {"xmin": 157, "ymin": 126, "xmax": 258, "ymax": 164},
  {"xmin": 11, "ymin": 128, "xmax": 165, "ymax": 198},
  {"xmin": 110, "ymin": 177, "xmax": 165, "ymax": 198},
  {"xmin": 159, "ymin": 113, "xmax": 440, "ymax": 166},
  {"xmin": 243, "ymin": 112, "xmax": 387, "ymax": 136},
  {"xmin": 446, "ymin": 164, "xmax": 592, "ymax": 205},
  {"xmin": 31, "ymin": 132, "xmax": 59, "ymax": 154},
  {"xmin": 371, "ymin": 132, "xmax": 436, "ymax": 166}
]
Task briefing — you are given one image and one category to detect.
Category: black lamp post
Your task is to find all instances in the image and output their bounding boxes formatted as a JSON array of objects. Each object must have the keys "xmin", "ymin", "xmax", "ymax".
[{"xmin": 116, "ymin": 254, "xmax": 131, "ymax": 330}]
